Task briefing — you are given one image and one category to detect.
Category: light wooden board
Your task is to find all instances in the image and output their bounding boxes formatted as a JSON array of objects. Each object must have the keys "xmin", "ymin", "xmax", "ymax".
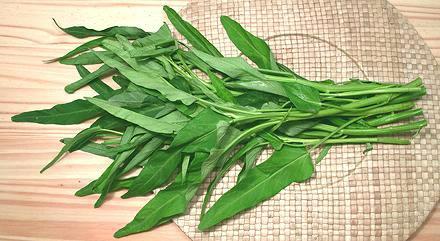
[{"xmin": 0, "ymin": 0, "xmax": 438, "ymax": 240}]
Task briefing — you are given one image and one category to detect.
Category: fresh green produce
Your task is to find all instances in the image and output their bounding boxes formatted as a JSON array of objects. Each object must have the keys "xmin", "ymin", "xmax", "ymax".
[{"xmin": 12, "ymin": 6, "xmax": 427, "ymax": 238}]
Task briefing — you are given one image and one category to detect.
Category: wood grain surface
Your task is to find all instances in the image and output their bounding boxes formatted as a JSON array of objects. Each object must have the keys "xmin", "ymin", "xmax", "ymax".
[{"xmin": 0, "ymin": 0, "xmax": 438, "ymax": 240}]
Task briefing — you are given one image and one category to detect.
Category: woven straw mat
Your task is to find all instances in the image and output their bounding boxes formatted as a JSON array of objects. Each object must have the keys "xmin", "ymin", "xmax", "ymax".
[{"xmin": 170, "ymin": 0, "xmax": 440, "ymax": 240}]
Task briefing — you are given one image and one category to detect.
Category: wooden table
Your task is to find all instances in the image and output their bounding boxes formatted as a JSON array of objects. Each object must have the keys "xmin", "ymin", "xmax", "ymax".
[{"xmin": 0, "ymin": 0, "xmax": 438, "ymax": 240}]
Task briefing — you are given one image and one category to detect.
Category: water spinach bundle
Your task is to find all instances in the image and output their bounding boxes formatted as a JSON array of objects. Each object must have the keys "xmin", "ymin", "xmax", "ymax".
[{"xmin": 12, "ymin": 6, "xmax": 427, "ymax": 238}]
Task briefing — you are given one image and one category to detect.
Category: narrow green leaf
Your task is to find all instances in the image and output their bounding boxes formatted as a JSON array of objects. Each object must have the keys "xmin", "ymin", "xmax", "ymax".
[
  {"xmin": 182, "ymin": 128, "xmax": 219, "ymax": 153},
  {"xmin": 65, "ymin": 64, "xmax": 114, "ymax": 93},
  {"xmin": 112, "ymin": 75, "xmax": 130, "ymax": 89},
  {"xmin": 109, "ymin": 91, "xmax": 162, "ymax": 108},
  {"xmin": 59, "ymin": 51, "xmax": 114, "ymax": 65},
  {"xmin": 86, "ymin": 97, "xmax": 179, "ymax": 134},
  {"xmin": 11, "ymin": 99, "xmax": 101, "ymax": 125},
  {"xmin": 201, "ymin": 137, "xmax": 265, "ymax": 216},
  {"xmin": 53, "ymin": 19, "xmax": 148, "ymax": 39},
  {"xmin": 46, "ymin": 37, "xmax": 106, "ymax": 63},
  {"xmin": 122, "ymin": 147, "xmax": 183, "ymax": 198},
  {"xmin": 115, "ymin": 34, "xmax": 134, "ymax": 50},
  {"xmin": 94, "ymin": 51, "xmax": 196, "ymax": 105},
  {"xmin": 78, "ymin": 161, "xmax": 116, "ymax": 197},
  {"xmin": 277, "ymin": 62, "xmax": 306, "ymax": 79},
  {"xmin": 193, "ymin": 49, "xmax": 265, "ymax": 81},
  {"xmin": 108, "ymin": 132, "xmax": 154, "ymax": 154},
  {"xmin": 198, "ymin": 146, "xmax": 314, "ymax": 230},
  {"xmin": 236, "ymin": 90, "xmax": 284, "ymax": 108},
  {"xmin": 207, "ymin": 70, "xmax": 235, "ymax": 103},
  {"xmin": 91, "ymin": 114, "xmax": 129, "ymax": 130},
  {"xmin": 282, "ymin": 82, "xmax": 321, "ymax": 113},
  {"xmin": 101, "ymin": 38, "xmax": 141, "ymax": 70},
  {"xmin": 171, "ymin": 108, "xmax": 230, "ymax": 147},
  {"xmin": 114, "ymin": 152, "xmax": 208, "ymax": 238},
  {"xmin": 178, "ymin": 50, "xmax": 211, "ymax": 73},
  {"xmin": 163, "ymin": 6, "xmax": 222, "ymax": 57},
  {"xmin": 278, "ymin": 120, "xmax": 320, "ymax": 137},
  {"xmin": 60, "ymin": 138, "xmax": 116, "ymax": 158},
  {"xmin": 121, "ymin": 137, "xmax": 166, "ymax": 174},
  {"xmin": 200, "ymin": 122, "xmax": 242, "ymax": 178},
  {"xmin": 94, "ymin": 127, "xmax": 151, "ymax": 207},
  {"xmin": 155, "ymin": 55, "xmax": 176, "ymax": 79},
  {"xmin": 129, "ymin": 45, "xmax": 178, "ymax": 58},
  {"xmin": 259, "ymin": 131, "xmax": 283, "ymax": 150},
  {"xmin": 220, "ymin": 16, "xmax": 279, "ymax": 70},
  {"xmin": 181, "ymin": 155, "xmax": 191, "ymax": 183},
  {"xmin": 75, "ymin": 65, "xmax": 114, "ymax": 99},
  {"xmin": 316, "ymin": 145, "xmax": 332, "ymax": 164},
  {"xmin": 91, "ymin": 102, "xmax": 174, "ymax": 130},
  {"xmin": 158, "ymin": 110, "xmax": 190, "ymax": 130},
  {"xmin": 41, "ymin": 127, "xmax": 102, "ymax": 173},
  {"xmin": 237, "ymin": 144, "xmax": 264, "ymax": 182},
  {"xmin": 132, "ymin": 24, "xmax": 174, "ymax": 48},
  {"xmin": 169, "ymin": 76, "xmax": 191, "ymax": 93},
  {"xmin": 75, "ymin": 177, "xmax": 135, "ymax": 197},
  {"xmin": 228, "ymin": 80, "xmax": 321, "ymax": 112},
  {"xmin": 103, "ymin": 36, "xmax": 173, "ymax": 76}
]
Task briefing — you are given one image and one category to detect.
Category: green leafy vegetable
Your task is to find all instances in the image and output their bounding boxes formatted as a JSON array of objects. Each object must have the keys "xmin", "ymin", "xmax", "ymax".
[{"xmin": 12, "ymin": 5, "xmax": 428, "ymax": 238}]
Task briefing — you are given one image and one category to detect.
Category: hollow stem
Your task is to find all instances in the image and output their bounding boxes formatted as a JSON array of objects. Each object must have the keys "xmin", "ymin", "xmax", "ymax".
[
  {"xmin": 281, "ymin": 137, "xmax": 411, "ymax": 145},
  {"xmin": 320, "ymin": 87, "xmax": 424, "ymax": 97},
  {"xmin": 366, "ymin": 108, "xmax": 424, "ymax": 127},
  {"xmin": 312, "ymin": 119, "xmax": 427, "ymax": 136}
]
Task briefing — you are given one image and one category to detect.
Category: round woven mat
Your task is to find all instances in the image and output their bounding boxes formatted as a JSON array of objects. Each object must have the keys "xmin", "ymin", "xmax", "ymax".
[{"xmin": 172, "ymin": 0, "xmax": 440, "ymax": 240}]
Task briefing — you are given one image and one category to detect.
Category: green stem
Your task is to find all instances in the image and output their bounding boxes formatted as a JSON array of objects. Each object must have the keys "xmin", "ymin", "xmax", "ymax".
[
  {"xmin": 388, "ymin": 88, "xmax": 426, "ymax": 104},
  {"xmin": 366, "ymin": 108, "xmax": 424, "ymax": 127},
  {"xmin": 321, "ymin": 96, "xmax": 357, "ymax": 102},
  {"xmin": 222, "ymin": 121, "xmax": 279, "ymax": 156},
  {"xmin": 311, "ymin": 116, "xmax": 364, "ymax": 149},
  {"xmin": 313, "ymin": 119, "xmax": 427, "ymax": 136},
  {"xmin": 265, "ymin": 75, "xmax": 422, "ymax": 93},
  {"xmin": 101, "ymin": 138, "xmax": 121, "ymax": 145},
  {"xmin": 196, "ymin": 97, "xmax": 258, "ymax": 115},
  {"xmin": 101, "ymin": 129, "xmax": 124, "ymax": 136},
  {"xmin": 320, "ymin": 87, "xmax": 423, "ymax": 97},
  {"xmin": 281, "ymin": 137, "xmax": 411, "ymax": 145},
  {"xmin": 340, "ymin": 102, "xmax": 415, "ymax": 117}
]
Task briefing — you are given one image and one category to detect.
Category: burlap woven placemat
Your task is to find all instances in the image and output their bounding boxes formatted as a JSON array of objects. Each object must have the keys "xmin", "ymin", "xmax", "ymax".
[{"xmin": 171, "ymin": 0, "xmax": 440, "ymax": 240}]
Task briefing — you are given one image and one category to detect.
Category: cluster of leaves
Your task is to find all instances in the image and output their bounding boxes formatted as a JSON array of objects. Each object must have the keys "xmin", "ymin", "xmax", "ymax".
[{"xmin": 12, "ymin": 6, "xmax": 427, "ymax": 238}]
